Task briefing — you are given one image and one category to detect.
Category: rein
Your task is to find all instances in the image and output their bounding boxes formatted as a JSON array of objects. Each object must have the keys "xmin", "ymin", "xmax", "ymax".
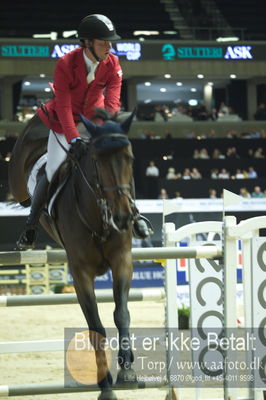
[
  {"xmin": 90, "ymin": 133, "xmax": 132, "ymax": 194},
  {"xmin": 51, "ymin": 129, "xmax": 136, "ymax": 241},
  {"xmin": 72, "ymin": 134, "xmax": 136, "ymax": 242}
]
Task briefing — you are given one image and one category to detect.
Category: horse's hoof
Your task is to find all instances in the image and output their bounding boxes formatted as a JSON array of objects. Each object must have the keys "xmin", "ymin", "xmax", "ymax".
[
  {"xmin": 98, "ymin": 389, "xmax": 117, "ymax": 400},
  {"xmin": 165, "ymin": 388, "xmax": 178, "ymax": 400},
  {"xmin": 116, "ymin": 368, "xmax": 138, "ymax": 387}
]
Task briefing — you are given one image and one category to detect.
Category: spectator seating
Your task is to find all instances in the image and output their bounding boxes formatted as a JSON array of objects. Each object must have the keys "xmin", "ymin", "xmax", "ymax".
[
  {"xmin": 131, "ymin": 138, "xmax": 266, "ymax": 198},
  {"xmin": 0, "ymin": 1, "xmax": 174, "ymax": 39},
  {"xmin": 214, "ymin": 0, "xmax": 266, "ymax": 40}
]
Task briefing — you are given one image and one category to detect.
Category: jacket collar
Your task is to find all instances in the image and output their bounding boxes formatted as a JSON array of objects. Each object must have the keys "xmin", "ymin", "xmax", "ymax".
[{"xmin": 73, "ymin": 47, "xmax": 110, "ymax": 82}]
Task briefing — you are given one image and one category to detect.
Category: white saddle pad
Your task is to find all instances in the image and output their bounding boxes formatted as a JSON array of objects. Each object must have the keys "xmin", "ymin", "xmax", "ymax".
[{"xmin": 27, "ymin": 153, "xmax": 47, "ymax": 197}]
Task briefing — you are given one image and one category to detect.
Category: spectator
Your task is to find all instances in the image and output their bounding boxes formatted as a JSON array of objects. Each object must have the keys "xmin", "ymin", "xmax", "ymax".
[
  {"xmin": 154, "ymin": 105, "xmax": 168, "ymax": 122},
  {"xmin": 182, "ymin": 168, "xmax": 191, "ymax": 180},
  {"xmin": 145, "ymin": 161, "xmax": 159, "ymax": 177},
  {"xmin": 166, "ymin": 167, "xmax": 177, "ymax": 180},
  {"xmin": 218, "ymin": 168, "xmax": 230, "ymax": 179},
  {"xmin": 247, "ymin": 149, "xmax": 254, "ymax": 158},
  {"xmin": 193, "ymin": 149, "xmax": 200, "ymax": 159},
  {"xmin": 242, "ymin": 170, "xmax": 249, "ymax": 179},
  {"xmin": 251, "ymin": 186, "xmax": 265, "ymax": 198},
  {"xmin": 249, "ymin": 128, "xmax": 261, "ymax": 139},
  {"xmin": 210, "ymin": 168, "xmax": 219, "ymax": 179},
  {"xmin": 145, "ymin": 129, "xmax": 157, "ymax": 140},
  {"xmin": 248, "ymin": 167, "xmax": 258, "ymax": 178},
  {"xmin": 209, "ymin": 188, "xmax": 217, "ymax": 199},
  {"xmin": 254, "ymin": 148, "xmax": 265, "ymax": 159},
  {"xmin": 158, "ymin": 188, "xmax": 169, "ymax": 199},
  {"xmin": 145, "ymin": 160, "xmax": 159, "ymax": 198},
  {"xmin": 226, "ymin": 147, "xmax": 239, "ymax": 159},
  {"xmin": 186, "ymin": 131, "xmax": 197, "ymax": 139},
  {"xmin": 235, "ymin": 169, "xmax": 244, "ymax": 179},
  {"xmin": 227, "ymin": 130, "xmax": 239, "ymax": 139},
  {"xmin": 173, "ymin": 191, "xmax": 182, "ymax": 199},
  {"xmin": 198, "ymin": 148, "xmax": 209, "ymax": 159},
  {"xmin": 218, "ymin": 101, "xmax": 229, "ymax": 116},
  {"xmin": 212, "ymin": 148, "xmax": 225, "ymax": 159},
  {"xmin": 239, "ymin": 187, "xmax": 251, "ymax": 198},
  {"xmin": 254, "ymin": 103, "xmax": 266, "ymax": 120},
  {"xmin": 190, "ymin": 168, "xmax": 202, "ymax": 179},
  {"xmin": 139, "ymin": 129, "xmax": 156, "ymax": 139}
]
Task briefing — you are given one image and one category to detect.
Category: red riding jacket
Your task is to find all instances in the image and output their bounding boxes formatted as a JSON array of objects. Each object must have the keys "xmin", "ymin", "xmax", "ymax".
[{"xmin": 37, "ymin": 47, "xmax": 123, "ymax": 142}]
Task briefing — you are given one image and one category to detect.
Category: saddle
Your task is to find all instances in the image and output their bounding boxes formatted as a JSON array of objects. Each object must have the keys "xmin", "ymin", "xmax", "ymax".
[
  {"xmin": 9, "ymin": 112, "xmax": 71, "ymax": 218},
  {"xmin": 24, "ymin": 156, "xmax": 72, "ymax": 249},
  {"xmin": 28, "ymin": 155, "xmax": 71, "ymax": 218},
  {"xmin": 46, "ymin": 160, "xmax": 71, "ymax": 217}
]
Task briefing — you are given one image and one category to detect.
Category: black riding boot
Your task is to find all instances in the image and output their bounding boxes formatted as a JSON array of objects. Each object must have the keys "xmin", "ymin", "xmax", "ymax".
[
  {"xmin": 16, "ymin": 174, "xmax": 49, "ymax": 250},
  {"xmin": 131, "ymin": 178, "xmax": 154, "ymax": 239}
]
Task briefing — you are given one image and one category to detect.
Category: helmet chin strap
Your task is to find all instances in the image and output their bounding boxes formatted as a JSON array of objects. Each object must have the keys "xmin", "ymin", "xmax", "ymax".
[{"xmin": 86, "ymin": 44, "xmax": 101, "ymax": 62}]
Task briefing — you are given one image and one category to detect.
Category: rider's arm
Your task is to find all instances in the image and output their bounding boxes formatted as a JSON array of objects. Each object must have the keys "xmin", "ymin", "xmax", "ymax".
[{"xmin": 53, "ymin": 61, "xmax": 81, "ymax": 143}]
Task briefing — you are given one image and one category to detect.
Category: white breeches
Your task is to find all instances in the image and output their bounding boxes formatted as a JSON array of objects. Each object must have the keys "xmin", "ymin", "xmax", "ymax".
[
  {"xmin": 45, "ymin": 123, "xmax": 87, "ymax": 182},
  {"xmin": 45, "ymin": 131, "xmax": 70, "ymax": 182}
]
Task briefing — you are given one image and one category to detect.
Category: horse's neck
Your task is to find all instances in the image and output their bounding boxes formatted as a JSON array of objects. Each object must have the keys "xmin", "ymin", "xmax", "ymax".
[{"xmin": 73, "ymin": 157, "xmax": 101, "ymax": 214}]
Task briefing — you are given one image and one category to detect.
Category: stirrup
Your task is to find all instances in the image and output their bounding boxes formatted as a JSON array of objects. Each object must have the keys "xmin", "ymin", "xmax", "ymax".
[
  {"xmin": 16, "ymin": 228, "xmax": 38, "ymax": 250},
  {"xmin": 133, "ymin": 216, "xmax": 154, "ymax": 239}
]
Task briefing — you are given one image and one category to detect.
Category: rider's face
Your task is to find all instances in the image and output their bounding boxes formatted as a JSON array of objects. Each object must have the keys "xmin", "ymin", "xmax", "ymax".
[{"xmin": 87, "ymin": 39, "xmax": 112, "ymax": 61}]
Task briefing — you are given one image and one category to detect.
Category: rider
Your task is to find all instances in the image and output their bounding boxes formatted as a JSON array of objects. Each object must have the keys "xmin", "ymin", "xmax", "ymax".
[{"xmin": 17, "ymin": 13, "xmax": 153, "ymax": 250}]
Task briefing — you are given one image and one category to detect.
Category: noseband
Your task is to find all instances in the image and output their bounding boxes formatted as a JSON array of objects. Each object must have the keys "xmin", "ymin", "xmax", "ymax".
[{"xmin": 73, "ymin": 133, "xmax": 137, "ymax": 242}]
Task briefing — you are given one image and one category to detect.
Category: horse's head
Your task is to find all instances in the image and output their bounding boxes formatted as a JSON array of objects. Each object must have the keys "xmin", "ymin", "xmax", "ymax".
[{"xmin": 80, "ymin": 110, "xmax": 135, "ymax": 233}]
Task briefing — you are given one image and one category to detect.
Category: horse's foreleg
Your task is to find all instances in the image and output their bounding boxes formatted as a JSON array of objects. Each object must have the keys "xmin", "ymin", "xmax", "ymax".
[
  {"xmin": 71, "ymin": 271, "xmax": 117, "ymax": 400},
  {"xmin": 112, "ymin": 257, "xmax": 137, "ymax": 386}
]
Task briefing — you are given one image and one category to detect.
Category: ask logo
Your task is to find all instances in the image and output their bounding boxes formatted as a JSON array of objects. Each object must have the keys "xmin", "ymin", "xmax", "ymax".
[{"xmin": 224, "ymin": 46, "xmax": 253, "ymax": 60}]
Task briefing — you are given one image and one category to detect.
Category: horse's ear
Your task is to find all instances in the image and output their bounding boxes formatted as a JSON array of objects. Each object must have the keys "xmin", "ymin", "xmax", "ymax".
[
  {"xmin": 120, "ymin": 108, "xmax": 136, "ymax": 134},
  {"xmin": 80, "ymin": 114, "xmax": 97, "ymax": 136}
]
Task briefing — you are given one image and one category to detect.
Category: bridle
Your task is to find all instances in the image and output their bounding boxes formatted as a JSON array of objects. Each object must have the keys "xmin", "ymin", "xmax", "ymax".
[
  {"xmin": 72, "ymin": 133, "xmax": 138, "ymax": 242},
  {"xmin": 91, "ymin": 133, "xmax": 132, "ymax": 194}
]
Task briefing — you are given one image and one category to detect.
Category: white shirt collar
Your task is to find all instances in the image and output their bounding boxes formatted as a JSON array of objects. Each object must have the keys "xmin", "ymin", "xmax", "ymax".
[{"xmin": 83, "ymin": 50, "xmax": 99, "ymax": 72}]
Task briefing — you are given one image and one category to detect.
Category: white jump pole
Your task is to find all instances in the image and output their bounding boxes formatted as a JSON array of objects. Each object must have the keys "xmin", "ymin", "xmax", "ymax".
[
  {"xmin": 0, "ymin": 380, "xmax": 167, "ymax": 397},
  {"xmin": 0, "ymin": 288, "xmax": 165, "ymax": 307},
  {"xmin": 0, "ymin": 246, "xmax": 222, "ymax": 266}
]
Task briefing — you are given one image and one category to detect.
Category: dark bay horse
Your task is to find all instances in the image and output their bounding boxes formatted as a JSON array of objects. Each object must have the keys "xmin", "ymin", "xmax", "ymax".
[{"xmin": 9, "ymin": 112, "xmax": 138, "ymax": 399}]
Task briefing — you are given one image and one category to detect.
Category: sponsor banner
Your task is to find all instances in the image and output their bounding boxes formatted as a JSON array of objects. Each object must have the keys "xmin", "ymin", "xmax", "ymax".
[
  {"xmin": 2, "ymin": 198, "xmax": 266, "ymax": 216},
  {"xmin": 0, "ymin": 41, "xmax": 265, "ymax": 61}
]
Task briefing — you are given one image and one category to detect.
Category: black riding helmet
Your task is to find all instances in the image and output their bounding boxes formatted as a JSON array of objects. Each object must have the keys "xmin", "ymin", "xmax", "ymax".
[{"xmin": 78, "ymin": 14, "xmax": 121, "ymax": 41}]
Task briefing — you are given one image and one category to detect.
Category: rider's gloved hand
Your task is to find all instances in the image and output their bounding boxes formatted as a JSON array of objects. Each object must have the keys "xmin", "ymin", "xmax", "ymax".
[{"xmin": 69, "ymin": 137, "xmax": 87, "ymax": 160}]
